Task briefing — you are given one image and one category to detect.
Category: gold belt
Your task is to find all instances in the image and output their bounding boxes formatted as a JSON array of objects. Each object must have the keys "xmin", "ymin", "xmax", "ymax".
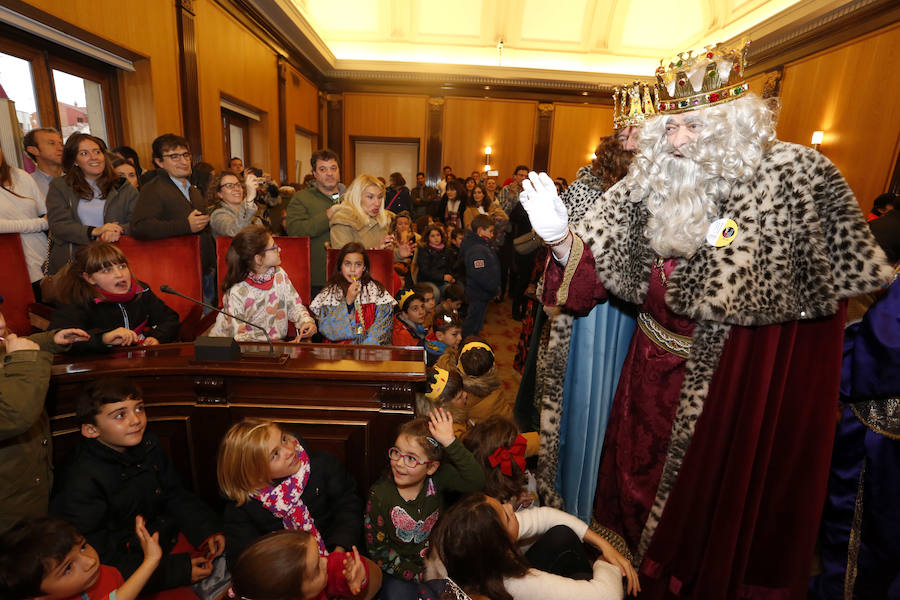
[{"xmin": 637, "ymin": 312, "xmax": 692, "ymax": 359}]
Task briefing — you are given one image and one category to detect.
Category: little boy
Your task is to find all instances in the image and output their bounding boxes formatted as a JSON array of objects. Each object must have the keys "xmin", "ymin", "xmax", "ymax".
[
  {"xmin": 0, "ymin": 294, "xmax": 88, "ymax": 535},
  {"xmin": 0, "ymin": 516, "xmax": 161, "ymax": 600},
  {"xmin": 412, "ymin": 283, "xmax": 436, "ymax": 328},
  {"xmin": 50, "ymin": 377, "xmax": 224, "ymax": 594},
  {"xmin": 439, "ymin": 283, "xmax": 465, "ymax": 316},
  {"xmin": 460, "ymin": 215, "xmax": 500, "ymax": 337},
  {"xmin": 423, "ymin": 309, "xmax": 463, "ymax": 366}
]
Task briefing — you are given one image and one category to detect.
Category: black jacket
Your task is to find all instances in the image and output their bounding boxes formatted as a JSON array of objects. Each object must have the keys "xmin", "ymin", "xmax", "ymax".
[
  {"xmin": 48, "ymin": 283, "xmax": 180, "ymax": 353},
  {"xmin": 460, "ymin": 230, "xmax": 500, "ymax": 301},
  {"xmin": 130, "ymin": 173, "xmax": 215, "ymax": 273},
  {"xmin": 385, "ymin": 186, "xmax": 411, "ymax": 215},
  {"xmin": 416, "ymin": 245, "xmax": 454, "ymax": 285},
  {"xmin": 223, "ymin": 436, "xmax": 364, "ymax": 569},
  {"xmin": 50, "ymin": 433, "xmax": 222, "ymax": 592}
]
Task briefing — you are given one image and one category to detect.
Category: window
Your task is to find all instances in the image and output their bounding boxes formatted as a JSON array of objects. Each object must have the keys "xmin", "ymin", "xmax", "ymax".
[
  {"xmin": 222, "ymin": 109, "xmax": 250, "ymax": 167},
  {"xmin": 0, "ymin": 51, "xmax": 40, "ymax": 135},
  {"xmin": 52, "ymin": 68, "xmax": 107, "ymax": 142}
]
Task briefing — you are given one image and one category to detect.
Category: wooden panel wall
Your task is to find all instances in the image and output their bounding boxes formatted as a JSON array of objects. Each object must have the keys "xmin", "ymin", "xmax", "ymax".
[
  {"xmin": 777, "ymin": 23, "xmax": 900, "ymax": 213},
  {"xmin": 194, "ymin": 0, "xmax": 280, "ymax": 172},
  {"xmin": 342, "ymin": 93, "xmax": 428, "ymax": 183},
  {"xmin": 284, "ymin": 63, "xmax": 320, "ymax": 182},
  {"xmin": 548, "ymin": 103, "xmax": 615, "ymax": 183},
  {"xmin": 442, "ymin": 98, "xmax": 537, "ymax": 182},
  {"xmin": 26, "ymin": 0, "xmax": 182, "ymax": 163}
]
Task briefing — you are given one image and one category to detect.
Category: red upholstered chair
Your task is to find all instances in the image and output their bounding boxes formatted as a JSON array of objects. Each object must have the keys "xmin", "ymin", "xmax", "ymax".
[
  {"xmin": 0, "ymin": 233, "xmax": 36, "ymax": 335},
  {"xmin": 115, "ymin": 235, "xmax": 204, "ymax": 339},
  {"xmin": 326, "ymin": 248, "xmax": 398, "ymax": 296},
  {"xmin": 216, "ymin": 236, "xmax": 311, "ymax": 305}
]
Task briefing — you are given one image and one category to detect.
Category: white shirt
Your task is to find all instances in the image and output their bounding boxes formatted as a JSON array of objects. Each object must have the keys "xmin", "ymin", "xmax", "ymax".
[{"xmin": 0, "ymin": 167, "xmax": 49, "ymax": 282}]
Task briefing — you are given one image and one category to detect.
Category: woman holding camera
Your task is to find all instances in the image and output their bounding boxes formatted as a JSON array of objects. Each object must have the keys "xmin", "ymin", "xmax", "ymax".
[{"xmin": 208, "ymin": 171, "xmax": 263, "ymax": 237}]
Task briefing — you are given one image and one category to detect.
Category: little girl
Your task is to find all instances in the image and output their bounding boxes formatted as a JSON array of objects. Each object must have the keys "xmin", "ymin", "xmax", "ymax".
[
  {"xmin": 392, "ymin": 288, "xmax": 427, "ymax": 346},
  {"xmin": 364, "ymin": 409, "xmax": 485, "ymax": 600},
  {"xmin": 217, "ymin": 419, "xmax": 364, "ymax": 570},
  {"xmin": 423, "ymin": 309, "xmax": 463, "ymax": 366},
  {"xmin": 310, "ymin": 242, "xmax": 395, "ymax": 345},
  {"xmin": 229, "ymin": 530, "xmax": 381, "ymax": 600},
  {"xmin": 49, "ymin": 241, "xmax": 180, "ymax": 353},
  {"xmin": 430, "ymin": 493, "xmax": 639, "ymax": 600},
  {"xmin": 462, "ymin": 416, "xmax": 540, "ymax": 510},
  {"xmin": 436, "ymin": 337, "xmax": 513, "ymax": 424},
  {"xmin": 416, "ymin": 365, "xmax": 468, "ymax": 438},
  {"xmin": 209, "ymin": 225, "xmax": 316, "ymax": 342}
]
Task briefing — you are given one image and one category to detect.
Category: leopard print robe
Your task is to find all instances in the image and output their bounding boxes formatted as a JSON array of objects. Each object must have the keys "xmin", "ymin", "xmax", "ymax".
[{"xmin": 540, "ymin": 141, "xmax": 893, "ymax": 562}]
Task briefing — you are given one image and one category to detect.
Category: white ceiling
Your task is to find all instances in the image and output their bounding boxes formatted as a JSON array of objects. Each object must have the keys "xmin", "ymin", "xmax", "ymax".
[{"xmin": 271, "ymin": 0, "xmax": 849, "ymax": 85}]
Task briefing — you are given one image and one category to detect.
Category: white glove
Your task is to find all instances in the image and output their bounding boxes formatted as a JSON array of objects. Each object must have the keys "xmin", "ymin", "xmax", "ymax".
[{"xmin": 520, "ymin": 172, "xmax": 569, "ymax": 242}]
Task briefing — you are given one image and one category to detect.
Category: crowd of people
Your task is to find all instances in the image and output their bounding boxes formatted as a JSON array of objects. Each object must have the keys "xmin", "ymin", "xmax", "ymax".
[{"xmin": 1, "ymin": 37, "xmax": 898, "ymax": 600}]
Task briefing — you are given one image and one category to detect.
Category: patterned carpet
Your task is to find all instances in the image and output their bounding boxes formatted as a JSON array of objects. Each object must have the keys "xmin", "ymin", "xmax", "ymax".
[{"xmin": 479, "ymin": 297, "xmax": 523, "ymax": 399}]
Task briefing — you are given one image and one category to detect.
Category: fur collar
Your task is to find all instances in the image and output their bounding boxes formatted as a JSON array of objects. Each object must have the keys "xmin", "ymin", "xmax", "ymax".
[
  {"xmin": 329, "ymin": 203, "xmax": 381, "ymax": 232},
  {"xmin": 573, "ymin": 141, "xmax": 893, "ymax": 326}
]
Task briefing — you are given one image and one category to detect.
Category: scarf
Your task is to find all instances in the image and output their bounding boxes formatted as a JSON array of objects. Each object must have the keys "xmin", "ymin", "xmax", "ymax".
[
  {"xmin": 424, "ymin": 334, "xmax": 448, "ymax": 357},
  {"xmin": 251, "ymin": 441, "xmax": 327, "ymax": 555},
  {"xmin": 245, "ymin": 266, "xmax": 276, "ymax": 290},
  {"xmin": 488, "ymin": 435, "xmax": 527, "ymax": 476},
  {"xmin": 94, "ymin": 280, "xmax": 142, "ymax": 304},
  {"xmin": 428, "ymin": 243, "xmax": 446, "ymax": 251}
]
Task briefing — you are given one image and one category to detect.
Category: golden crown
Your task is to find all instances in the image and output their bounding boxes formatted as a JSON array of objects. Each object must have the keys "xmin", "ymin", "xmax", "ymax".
[
  {"xmin": 397, "ymin": 289, "xmax": 416, "ymax": 309},
  {"xmin": 613, "ymin": 81, "xmax": 658, "ymax": 129},
  {"xmin": 426, "ymin": 367, "xmax": 450, "ymax": 400},
  {"xmin": 654, "ymin": 40, "xmax": 751, "ymax": 114}
]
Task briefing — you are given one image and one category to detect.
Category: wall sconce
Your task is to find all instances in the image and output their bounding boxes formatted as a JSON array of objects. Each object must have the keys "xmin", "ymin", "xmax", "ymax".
[
  {"xmin": 484, "ymin": 145, "xmax": 492, "ymax": 169},
  {"xmin": 811, "ymin": 131, "xmax": 824, "ymax": 151},
  {"xmin": 483, "ymin": 164, "xmax": 491, "ymax": 172}
]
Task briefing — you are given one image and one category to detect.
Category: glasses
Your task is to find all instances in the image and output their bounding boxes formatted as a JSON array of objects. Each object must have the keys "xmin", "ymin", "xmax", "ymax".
[
  {"xmin": 219, "ymin": 182, "xmax": 242, "ymax": 190},
  {"xmin": 162, "ymin": 152, "xmax": 192, "ymax": 161},
  {"xmin": 388, "ymin": 447, "xmax": 433, "ymax": 468},
  {"xmin": 264, "ymin": 244, "xmax": 280, "ymax": 253}
]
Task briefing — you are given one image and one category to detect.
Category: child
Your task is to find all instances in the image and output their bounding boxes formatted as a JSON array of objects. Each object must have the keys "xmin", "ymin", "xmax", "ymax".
[
  {"xmin": 423, "ymin": 309, "xmax": 463, "ymax": 366},
  {"xmin": 0, "ymin": 516, "xmax": 161, "ymax": 600},
  {"xmin": 390, "ymin": 211, "xmax": 418, "ymax": 284},
  {"xmin": 48, "ymin": 242, "xmax": 181, "ymax": 353},
  {"xmin": 310, "ymin": 242, "xmax": 396, "ymax": 345},
  {"xmin": 217, "ymin": 419, "xmax": 363, "ymax": 569},
  {"xmin": 416, "ymin": 366, "xmax": 468, "ymax": 438},
  {"xmin": 437, "ymin": 337, "xmax": 513, "ymax": 424},
  {"xmin": 439, "ymin": 283, "xmax": 466, "ymax": 316},
  {"xmin": 460, "ymin": 215, "xmax": 500, "ymax": 337},
  {"xmin": 429, "ymin": 493, "xmax": 639, "ymax": 600},
  {"xmin": 50, "ymin": 377, "xmax": 224, "ymax": 595},
  {"xmin": 447, "ymin": 227, "xmax": 466, "ymax": 283},
  {"xmin": 208, "ymin": 225, "xmax": 317, "ymax": 342},
  {"xmin": 0, "ymin": 296, "xmax": 88, "ymax": 535},
  {"xmin": 229, "ymin": 530, "xmax": 381, "ymax": 600},
  {"xmin": 364, "ymin": 409, "xmax": 485, "ymax": 599},
  {"xmin": 392, "ymin": 289, "xmax": 428, "ymax": 347},
  {"xmin": 413, "ymin": 283, "xmax": 436, "ymax": 327},
  {"xmin": 416, "ymin": 224, "xmax": 456, "ymax": 293},
  {"xmin": 462, "ymin": 416, "xmax": 541, "ymax": 510}
]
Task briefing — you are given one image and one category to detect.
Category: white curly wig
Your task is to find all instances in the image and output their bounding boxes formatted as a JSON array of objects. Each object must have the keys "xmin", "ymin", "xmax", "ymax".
[{"xmin": 625, "ymin": 94, "xmax": 778, "ymax": 258}]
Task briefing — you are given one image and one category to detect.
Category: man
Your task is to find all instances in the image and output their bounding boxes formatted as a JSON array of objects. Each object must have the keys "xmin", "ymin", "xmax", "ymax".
[
  {"xmin": 521, "ymin": 44, "xmax": 891, "ymax": 598},
  {"xmin": 496, "ymin": 165, "xmax": 530, "ymax": 302},
  {"xmin": 470, "ymin": 170, "xmax": 482, "ymax": 183},
  {"xmin": 23, "ymin": 128, "xmax": 63, "ymax": 198},
  {"xmin": 130, "ymin": 134, "xmax": 216, "ymax": 303},
  {"xmin": 228, "ymin": 157, "xmax": 244, "ymax": 174},
  {"xmin": 409, "ymin": 171, "xmax": 437, "ymax": 221},
  {"xmin": 436, "ymin": 165, "xmax": 453, "ymax": 195},
  {"xmin": 285, "ymin": 149, "xmax": 344, "ymax": 292},
  {"xmin": 497, "ymin": 164, "xmax": 529, "ymax": 215}
]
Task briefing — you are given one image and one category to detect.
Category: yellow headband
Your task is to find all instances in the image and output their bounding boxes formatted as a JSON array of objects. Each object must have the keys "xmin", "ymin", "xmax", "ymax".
[
  {"xmin": 457, "ymin": 341, "xmax": 493, "ymax": 375},
  {"xmin": 425, "ymin": 366, "xmax": 450, "ymax": 400},
  {"xmin": 397, "ymin": 289, "xmax": 416, "ymax": 310}
]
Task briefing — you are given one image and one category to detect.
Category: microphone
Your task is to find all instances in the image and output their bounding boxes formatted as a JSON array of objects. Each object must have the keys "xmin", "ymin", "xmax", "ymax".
[{"xmin": 160, "ymin": 284, "xmax": 277, "ymax": 356}]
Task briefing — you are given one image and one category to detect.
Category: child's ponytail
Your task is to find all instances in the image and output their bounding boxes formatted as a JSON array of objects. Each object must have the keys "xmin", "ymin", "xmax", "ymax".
[{"xmin": 222, "ymin": 225, "xmax": 270, "ymax": 292}]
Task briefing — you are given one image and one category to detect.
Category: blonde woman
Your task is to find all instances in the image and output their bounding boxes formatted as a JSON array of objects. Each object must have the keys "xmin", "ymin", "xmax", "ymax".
[{"xmin": 329, "ymin": 174, "xmax": 413, "ymax": 260}]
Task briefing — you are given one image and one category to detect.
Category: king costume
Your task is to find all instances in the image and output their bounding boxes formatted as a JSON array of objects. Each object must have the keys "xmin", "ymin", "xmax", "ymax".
[{"xmin": 529, "ymin": 44, "xmax": 892, "ymax": 598}]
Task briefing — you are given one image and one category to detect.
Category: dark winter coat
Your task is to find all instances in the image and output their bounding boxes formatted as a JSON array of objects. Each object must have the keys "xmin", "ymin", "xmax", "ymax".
[
  {"xmin": 50, "ymin": 433, "xmax": 222, "ymax": 592},
  {"xmin": 460, "ymin": 230, "xmax": 500, "ymax": 302},
  {"xmin": 415, "ymin": 245, "xmax": 454, "ymax": 285},
  {"xmin": 49, "ymin": 282, "xmax": 180, "ymax": 353}
]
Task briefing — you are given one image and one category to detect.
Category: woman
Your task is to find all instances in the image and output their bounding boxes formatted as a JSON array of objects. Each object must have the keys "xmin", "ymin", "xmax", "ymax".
[
  {"xmin": 329, "ymin": 174, "xmax": 413, "ymax": 260},
  {"xmin": 385, "ymin": 171, "xmax": 411, "ymax": 215},
  {"xmin": 463, "ymin": 183, "xmax": 508, "ymax": 231},
  {"xmin": 0, "ymin": 145, "xmax": 48, "ymax": 298},
  {"xmin": 111, "ymin": 156, "xmax": 139, "ymax": 190},
  {"xmin": 463, "ymin": 176, "xmax": 476, "ymax": 204},
  {"xmin": 208, "ymin": 170, "xmax": 263, "ymax": 237},
  {"xmin": 437, "ymin": 179, "xmax": 466, "ymax": 230},
  {"xmin": 45, "ymin": 133, "xmax": 138, "ymax": 275}
]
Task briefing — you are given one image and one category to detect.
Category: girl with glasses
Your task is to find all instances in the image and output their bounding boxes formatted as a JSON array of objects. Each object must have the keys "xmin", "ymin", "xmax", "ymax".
[
  {"xmin": 364, "ymin": 408, "xmax": 485, "ymax": 600},
  {"xmin": 209, "ymin": 225, "xmax": 316, "ymax": 342}
]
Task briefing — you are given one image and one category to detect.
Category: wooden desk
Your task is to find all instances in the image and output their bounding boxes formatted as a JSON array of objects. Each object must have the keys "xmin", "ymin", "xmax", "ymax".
[{"xmin": 47, "ymin": 343, "xmax": 425, "ymax": 507}]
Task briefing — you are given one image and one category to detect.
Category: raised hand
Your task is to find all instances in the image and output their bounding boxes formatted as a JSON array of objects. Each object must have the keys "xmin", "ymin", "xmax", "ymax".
[
  {"xmin": 346, "ymin": 278, "xmax": 361, "ymax": 305},
  {"xmin": 519, "ymin": 171, "xmax": 569, "ymax": 243},
  {"xmin": 427, "ymin": 407, "xmax": 455, "ymax": 447},
  {"xmin": 135, "ymin": 516, "xmax": 162, "ymax": 564},
  {"xmin": 342, "ymin": 546, "xmax": 368, "ymax": 595}
]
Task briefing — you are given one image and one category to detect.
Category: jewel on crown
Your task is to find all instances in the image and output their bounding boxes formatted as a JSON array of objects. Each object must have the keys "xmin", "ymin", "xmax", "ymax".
[
  {"xmin": 654, "ymin": 40, "xmax": 751, "ymax": 114},
  {"xmin": 613, "ymin": 81, "xmax": 658, "ymax": 129}
]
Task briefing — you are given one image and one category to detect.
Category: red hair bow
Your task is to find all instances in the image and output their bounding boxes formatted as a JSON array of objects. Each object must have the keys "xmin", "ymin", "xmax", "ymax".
[{"xmin": 488, "ymin": 435, "xmax": 527, "ymax": 476}]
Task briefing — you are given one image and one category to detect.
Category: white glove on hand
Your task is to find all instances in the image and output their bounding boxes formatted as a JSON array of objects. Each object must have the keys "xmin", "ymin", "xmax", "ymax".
[{"xmin": 520, "ymin": 172, "xmax": 569, "ymax": 242}]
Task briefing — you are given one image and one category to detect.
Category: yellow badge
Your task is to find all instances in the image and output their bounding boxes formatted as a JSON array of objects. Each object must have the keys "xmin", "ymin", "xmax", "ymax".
[{"xmin": 706, "ymin": 218, "xmax": 738, "ymax": 247}]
